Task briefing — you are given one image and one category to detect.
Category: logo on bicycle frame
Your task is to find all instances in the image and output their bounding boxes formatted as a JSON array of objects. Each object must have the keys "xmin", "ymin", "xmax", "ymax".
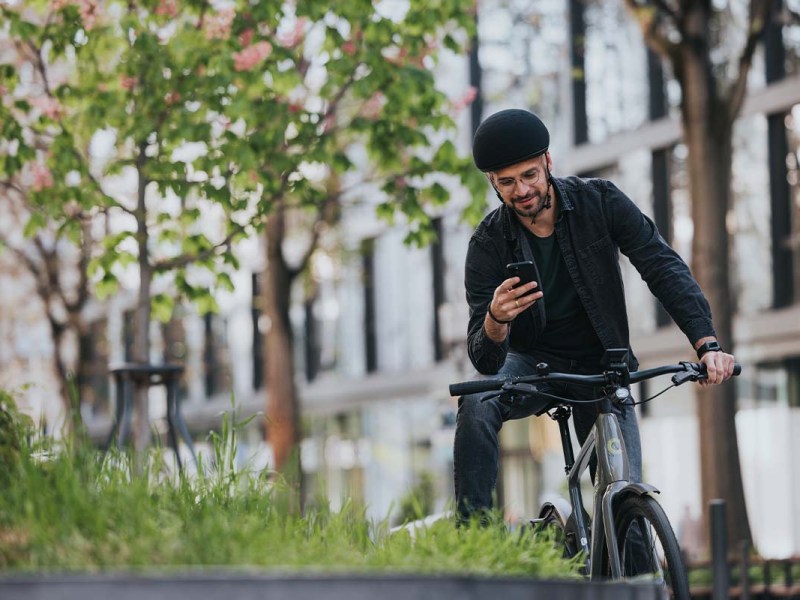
[{"xmin": 606, "ymin": 437, "xmax": 622, "ymax": 455}]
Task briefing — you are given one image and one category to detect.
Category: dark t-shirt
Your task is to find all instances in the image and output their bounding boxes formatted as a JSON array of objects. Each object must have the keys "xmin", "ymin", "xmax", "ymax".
[{"xmin": 524, "ymin": 228, "xmax": 605, "ymax": 365}]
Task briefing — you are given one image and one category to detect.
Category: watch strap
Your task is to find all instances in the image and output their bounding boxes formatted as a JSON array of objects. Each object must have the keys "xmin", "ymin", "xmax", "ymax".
[{"xmin": 696, "ymin": 340, "xmax": 723, "ymax": 359}]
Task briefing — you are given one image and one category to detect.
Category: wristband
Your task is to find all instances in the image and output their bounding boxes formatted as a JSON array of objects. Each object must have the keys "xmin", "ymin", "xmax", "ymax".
[
  {"xmin": 487, "ymin": 304, "xmax": 511, "ymax": 325},
  {"xmin": 696, "ymin": 340, "xmax": 723, "ymax": 359}
]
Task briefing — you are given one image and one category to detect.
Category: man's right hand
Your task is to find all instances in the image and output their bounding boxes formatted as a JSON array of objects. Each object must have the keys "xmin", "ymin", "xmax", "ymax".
[{"xmin": 484, "ymin": 276, "xmax": 543, "ymax": 342}]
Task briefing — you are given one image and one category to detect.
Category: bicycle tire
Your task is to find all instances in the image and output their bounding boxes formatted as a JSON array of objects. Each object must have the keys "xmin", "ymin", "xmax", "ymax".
[{"xmin": 602, "ymin": 494, "xmax": 690, "ymax": 600}]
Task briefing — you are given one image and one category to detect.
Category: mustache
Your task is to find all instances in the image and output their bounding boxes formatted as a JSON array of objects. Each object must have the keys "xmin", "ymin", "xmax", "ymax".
[{"xmin": 512, "ymin": 193, "xmax": 540, "ymax": 204}]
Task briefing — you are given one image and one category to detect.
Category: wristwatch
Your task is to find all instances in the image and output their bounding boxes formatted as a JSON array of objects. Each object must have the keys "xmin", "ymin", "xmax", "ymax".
[{"xmin": 696, "ymin": 340, "xmax": 723, "ymax": 359}]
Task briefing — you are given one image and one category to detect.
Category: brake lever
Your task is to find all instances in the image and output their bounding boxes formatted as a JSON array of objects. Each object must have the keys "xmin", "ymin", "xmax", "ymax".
[
  {"xmin": 479, "ymin": 383, "xmax": 540, "ymax": 405},
  {"xmin": 672, "ymin": 362, "xmax": 706, "ymax": 386},
  {"xmin": 502, "ymin": 383, "xmax": 539, "ymax": 394}
]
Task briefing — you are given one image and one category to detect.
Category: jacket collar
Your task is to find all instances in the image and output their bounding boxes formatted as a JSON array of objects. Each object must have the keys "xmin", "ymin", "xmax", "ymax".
[{"xmin": 500, "ymin": 176, "xmax": 575, "ymax": 241}]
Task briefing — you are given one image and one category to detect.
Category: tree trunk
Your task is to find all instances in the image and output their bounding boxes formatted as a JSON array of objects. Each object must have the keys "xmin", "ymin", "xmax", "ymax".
[
  {"xmin": 263, "ymin": 208, "xmax": 302, "ymax": 493},
  {"xmin": 677, "ymin": 5, "xmax": 752, "ymax": 549},
  {"xmin": 132, "ymin": 159, "xmax": 152, "ymax": 453},
  {"xmin": 47, "ymin": 318, "xmax": 74, "ymax": 434}
]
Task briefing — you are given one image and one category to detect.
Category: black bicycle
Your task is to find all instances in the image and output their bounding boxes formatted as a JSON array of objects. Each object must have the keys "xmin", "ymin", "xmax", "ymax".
[{"xmin": 449, "ymin": 348, "xmax": 741, "ymax": 599}]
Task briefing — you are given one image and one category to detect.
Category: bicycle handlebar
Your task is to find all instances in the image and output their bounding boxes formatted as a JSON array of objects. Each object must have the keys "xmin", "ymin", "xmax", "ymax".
[{"xmin": 448, "ymin": 361, "xmax": 742, "ymax": 397}]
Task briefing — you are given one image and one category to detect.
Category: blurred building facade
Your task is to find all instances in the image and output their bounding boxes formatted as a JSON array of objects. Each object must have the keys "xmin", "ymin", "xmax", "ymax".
[{"xmin": 2, "ymin": 0, "xmax": 800, "ymax": 557}]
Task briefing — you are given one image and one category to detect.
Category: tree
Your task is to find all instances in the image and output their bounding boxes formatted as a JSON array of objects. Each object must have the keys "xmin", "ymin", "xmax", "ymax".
[
  {"xmin": 1, "ymin": 0, "xmax": 486, "ymax": 474},
  {"xmin": 622, "ymin": 0, "xmax": 781, "ymax": 548},
  {"xmin": 0, "ymin": 20, "xmax": 100, "ymax": 434},
  {"xmin": 2, "ymin": 0, "xmax": 257, "ymax": 450},
  {"xmin": 229, "ymin": 0, "xmax": 485, "ymax": 486},
  {"xmin": 0, "ymin": 180, "xmax": 94, "ymax": 435}
]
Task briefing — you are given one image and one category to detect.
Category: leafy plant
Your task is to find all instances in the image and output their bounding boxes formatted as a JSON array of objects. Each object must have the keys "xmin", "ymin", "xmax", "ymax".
[{"xmin": 0, "ymin": 407, "xmax": 578, "ymax": 577}]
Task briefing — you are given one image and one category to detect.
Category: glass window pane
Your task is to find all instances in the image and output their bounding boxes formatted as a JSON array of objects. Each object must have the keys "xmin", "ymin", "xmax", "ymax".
[
  {"xmin": 584, "ymin": 0, "xmax": 648, "ymax": 143},
  {"xmin": 787, "ymin": 105, "xmax": 800, "ymax": 301},
  {"xmin": 732, "ymin": 114, "xmax": 773, "ymax": 314}
]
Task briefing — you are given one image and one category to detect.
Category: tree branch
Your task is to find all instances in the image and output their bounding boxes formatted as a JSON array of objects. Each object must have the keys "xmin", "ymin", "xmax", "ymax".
[
  {"xmin": 23, "ymin": 36, "xmax": 137, "ymax": 217},
  {"xmin": 782, "ymin": 4, "xmax": 800, "ymax": 26},
  {"xmin": 287, "ymin": 187, "xmax": 341, "ymax": 280},
  {"xmin": 152, "ymin": 220, "xmax": 249, "ymax": 271},
  {"xmin": 728, "ymin": 0, "xmax": 775, "ymax": 120},
  {"xmin": 623, "ymin": 0, "xmax": 682, "ymax": 62},
  {"xmin": 64, "ymin": 219, "xmax": 93, "ymax": 313}
]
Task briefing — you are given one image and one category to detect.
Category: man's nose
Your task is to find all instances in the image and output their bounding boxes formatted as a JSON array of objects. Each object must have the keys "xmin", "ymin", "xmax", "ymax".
[{"xmin": 513, "ymin": 179, "xmax": 531, "ymax": 195}]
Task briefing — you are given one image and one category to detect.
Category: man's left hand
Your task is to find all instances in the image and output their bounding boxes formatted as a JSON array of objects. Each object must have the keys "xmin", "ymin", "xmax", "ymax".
[{"xmin": 699, "ymin": 350, "xmax": 736, "ymax": 386}]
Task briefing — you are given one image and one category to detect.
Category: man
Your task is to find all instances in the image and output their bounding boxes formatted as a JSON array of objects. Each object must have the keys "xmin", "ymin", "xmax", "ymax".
[{"xmin": 455, "ymin": 108, "xmax": 736, "ymax": 521}]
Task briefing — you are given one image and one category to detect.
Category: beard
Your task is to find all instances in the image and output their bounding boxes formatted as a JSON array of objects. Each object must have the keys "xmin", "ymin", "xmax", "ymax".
[{"xmin": 510, "ymin": 185, "xmax": 552, "ymax": 222}]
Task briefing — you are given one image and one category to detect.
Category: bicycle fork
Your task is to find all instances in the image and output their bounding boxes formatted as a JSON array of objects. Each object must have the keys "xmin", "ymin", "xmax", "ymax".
[{"xmin": 563, "ymin": 406, "xmax": 659, "ymax": 580}]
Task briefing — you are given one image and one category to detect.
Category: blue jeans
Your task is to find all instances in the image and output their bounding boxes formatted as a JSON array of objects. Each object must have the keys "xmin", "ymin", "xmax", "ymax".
[{"xmin": 453, "ymin": 352, "xmax": 643, "ymax": 521}]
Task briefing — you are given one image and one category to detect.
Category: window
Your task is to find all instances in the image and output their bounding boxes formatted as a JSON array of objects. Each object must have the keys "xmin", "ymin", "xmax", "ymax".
[
  {"xmin": 251, "ymin": 272, "xmax": 265, "ymax": 390},
  {"xmin": 78, "ymin": 318, "xmax": 110, "ymax": 417},
  {"xmin": 431, "ymin": 218, "xmax": 446, "ymax": 361},
  {"xmin": 361, "ymin": 239, "xmax": 378, "ymax": 373},
  {"xmin": 203, "ymin": 313, "xmax": 231, "ymax": 399},
  {"xmin": 652, "ymin": 148, "xmax": 672, "ymax": 327},
  {"xmin": 784, "ymin": 105, "xmax": 800, "ymax": 305},
  {"xmin": 740, "ymin": 357, "xmax": 800, "ymax": 408},
  {"xmin": 732, "ymin": 114, "xmax": 772, "ymax": 315},
  {"xmin": 161, "ymin": 313, "xmax": 188, "ymax": 401},
  {"xmin": 584, "ymin": 0, "xmax": 649, "ymax": 143},
  {"xmin": 781, "ymin": 0, "xmax": 800, "ymax": 77}
]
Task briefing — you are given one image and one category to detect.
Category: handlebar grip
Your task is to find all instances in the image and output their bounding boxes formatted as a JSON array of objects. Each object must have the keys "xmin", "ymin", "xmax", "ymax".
[
  {"xmin": 696, "ymin": 362, "xmax": 742, "ymax": 376},
  {"xmin": 449, "ymin": 379, "xmax": 503, "ymax": 397}
]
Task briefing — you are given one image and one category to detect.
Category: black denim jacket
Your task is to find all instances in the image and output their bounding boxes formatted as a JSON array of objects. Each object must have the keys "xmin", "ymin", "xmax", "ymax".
[{"xmin": 465, "ymin": 176, "xmax": 717, "ymax": 375}]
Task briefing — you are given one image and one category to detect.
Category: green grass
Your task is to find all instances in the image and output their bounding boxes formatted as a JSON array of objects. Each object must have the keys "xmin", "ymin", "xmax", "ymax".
[{"xmin": 0, "ymin": 394, "xmax": 580, "ymax": 577}]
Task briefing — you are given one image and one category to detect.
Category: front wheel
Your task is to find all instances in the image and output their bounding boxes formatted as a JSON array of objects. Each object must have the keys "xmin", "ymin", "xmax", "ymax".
[{"xmin": 603, "ymin": 494, "xmax": 690, "ymax": 600}]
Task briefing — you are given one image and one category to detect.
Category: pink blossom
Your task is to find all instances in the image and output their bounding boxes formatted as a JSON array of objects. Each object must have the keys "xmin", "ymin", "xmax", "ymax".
[
  {"xmin": 233, "ymin": 41, "xmax": 273, "ymax": 71},
  {"xmin": 30, "ymin": 96, "xmax": 63, "ymax": 120},
  {"xmin": 359, "ymin": 92, "xmax": 385, "ymax": 120},
  {"xmin": 205, "ymin": 8, "xmax": 235, "ymax": 41},
  {"xmin": 30, "ymin": 163, "xmax": 54, "ymax": 192},
  {"xmin": 120, "ymin": 75, "xmax": 137, "ymax": 90},
  {"xmin": 277, "ymin": 18, "xmax": 307, "ymax": 49},
  {"xmin": 451, "ymin": 86, "xmax": 478, "ymax": 114},
  {"xmin": 164, "ymin": 90, "xmax": 181, "ymax": 105},
  {"xmin": 341, "ymin": 40, "xmax": 357, "ymax": 56},
  {"xmin": 155, "ymin": 0, "xmax": 178, "ymax": 18},
  {"xmin": 238, "ymin": 28, "xmax": 254, "ymax": 48},
  {"xmin": 76, "ymin": 0, "xmax": 99, "ymax": 30}
]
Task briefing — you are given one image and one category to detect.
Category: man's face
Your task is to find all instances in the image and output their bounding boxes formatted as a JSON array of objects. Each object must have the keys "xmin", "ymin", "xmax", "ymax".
[{"xmin": 489, "ymin": 153, "xmax": 552, "ymax": 220}]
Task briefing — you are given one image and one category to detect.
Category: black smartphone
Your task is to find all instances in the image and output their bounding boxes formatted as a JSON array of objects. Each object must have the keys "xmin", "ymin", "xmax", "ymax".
[{"xmin": 506, "ymin": 261, "xmax": 539, "ymax": 296}]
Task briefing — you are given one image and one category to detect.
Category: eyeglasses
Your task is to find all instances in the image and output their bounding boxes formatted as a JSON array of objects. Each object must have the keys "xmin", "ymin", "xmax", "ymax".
[{"xmin": 493, "ymin": 164, "xmax": 545, "ymax": 192}]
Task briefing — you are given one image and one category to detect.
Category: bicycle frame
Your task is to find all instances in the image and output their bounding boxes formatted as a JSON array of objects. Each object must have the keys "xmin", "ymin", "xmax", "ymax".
[
  {"xmin": 558, "ymin": 396, "xmax": 659, "ymax": 580},
  {"xmin": 449, "ymin": 357, "xmax": 740, "ymax": 586}
]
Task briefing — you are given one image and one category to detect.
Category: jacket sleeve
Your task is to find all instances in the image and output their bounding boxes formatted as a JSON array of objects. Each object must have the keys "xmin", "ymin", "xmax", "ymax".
[
  {"xmin": 603, "ymin": 181, "xmax": 717, "ymax": 345},
  {"xmin": 465, "ymin": 235, "xmax": 510, "ymax": 375}
]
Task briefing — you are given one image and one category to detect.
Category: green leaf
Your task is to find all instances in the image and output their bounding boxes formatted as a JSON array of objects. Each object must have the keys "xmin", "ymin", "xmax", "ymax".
[{"xmin": 151, "ymin": 293, "xmax": 175, "ymax": 323}]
